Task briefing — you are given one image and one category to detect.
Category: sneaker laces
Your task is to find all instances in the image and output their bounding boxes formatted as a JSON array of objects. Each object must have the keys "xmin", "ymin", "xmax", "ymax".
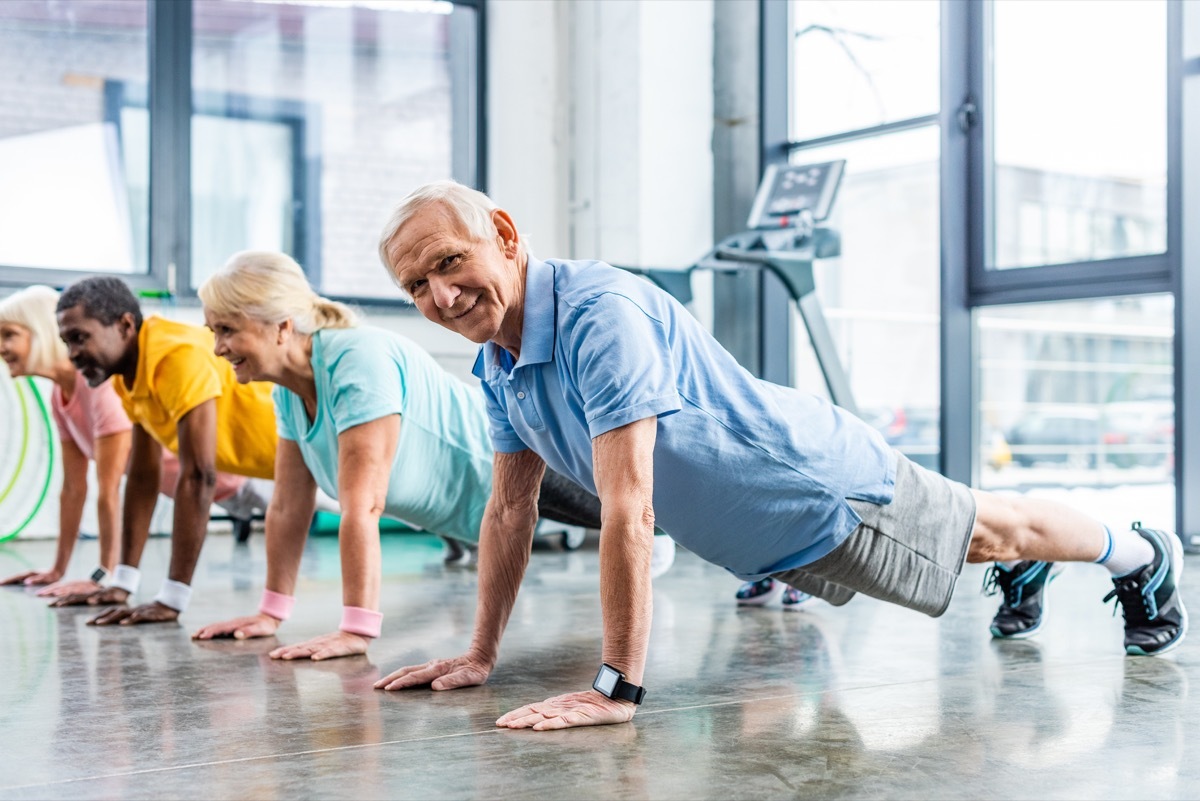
[
  {"xmin": 981, "ymin": 566, "xmax": 1019, "ymax": 607},
  {"xmin": 1103, "ymin": 568, "xmax": 1152, "ymax": 623}
]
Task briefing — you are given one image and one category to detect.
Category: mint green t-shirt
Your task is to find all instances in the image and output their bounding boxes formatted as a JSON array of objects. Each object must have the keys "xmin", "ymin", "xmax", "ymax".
[{"xmin": 273, "ymin": 326, "xmax": 494, "ymax": 543}]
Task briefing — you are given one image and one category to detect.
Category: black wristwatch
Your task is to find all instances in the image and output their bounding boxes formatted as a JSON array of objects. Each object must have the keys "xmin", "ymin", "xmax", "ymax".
[
  {"xmin": 593, "ymin": 663, "xmax": 646, "ymax": 705},
  {"xmin": 90, "ymin": 566, "xmax": 110, "ymax": 584}
]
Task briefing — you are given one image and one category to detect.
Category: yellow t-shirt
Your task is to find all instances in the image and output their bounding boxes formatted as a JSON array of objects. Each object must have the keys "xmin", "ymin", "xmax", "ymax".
[{"xmin": 113, "ymin": 316, "xmax": 277, "ymax": 479}]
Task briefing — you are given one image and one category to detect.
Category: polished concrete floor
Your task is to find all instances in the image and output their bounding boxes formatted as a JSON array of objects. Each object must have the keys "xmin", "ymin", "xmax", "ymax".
[{"xmin": 1, "ymin": 531, "xmax": 1198, "ymax": 800}]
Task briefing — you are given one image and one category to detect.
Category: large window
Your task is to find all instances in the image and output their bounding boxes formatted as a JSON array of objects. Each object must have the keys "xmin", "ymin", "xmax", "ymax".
[
  {"xmin": 988, "ymin": 0, "xmax": 1167, "ymax": 270},
  {"xmin": 788, "ymin": 0, "xmax": 941, "ymax": 470},
  {"xmin": 977, "ymin": 295, "xmax": 1174, "ymax": 525},
  {"xmin": 774, "ymin": 0, "xmax": 1183, "ymax": 526},
  {"xmin": 790, "ymin": 128, "xmax": 941, "ymax": 468},
  {"xmin": 791, "ymin": 0, "xmax": 939, "ymax": 141},
  {"xmin": 191, "ymin": 0, "xmax": 476, "ymax": 297},
  {"xmin": 0, "ymin": 0, "xmax": 482, "ymax": 301},
  {"xmin": 0, "ymin": 1, "xmax": 149, "ymax": 274}
]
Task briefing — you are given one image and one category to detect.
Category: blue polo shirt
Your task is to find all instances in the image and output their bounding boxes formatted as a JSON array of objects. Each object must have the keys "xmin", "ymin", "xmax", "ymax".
[
  {"xmin": 276, "ymin": 326, "xmax": 494, "ymax": 543},
  {"xmin": 472, "ymin": 256, "xmax": 897, "ymax": 580}
]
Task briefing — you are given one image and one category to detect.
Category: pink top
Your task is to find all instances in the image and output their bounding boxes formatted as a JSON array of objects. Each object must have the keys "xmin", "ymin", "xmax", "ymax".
[
  {"xmin": 52, "ymin": 372, "xmax": 246, "ymax": 502},
  {"xmin": 51, "ymin": 373, "xmax": 132, "ymax": 461}
]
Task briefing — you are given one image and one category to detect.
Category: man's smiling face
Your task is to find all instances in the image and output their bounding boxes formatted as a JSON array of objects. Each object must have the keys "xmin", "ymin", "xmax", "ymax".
[
  {"xmin": 385, "ymin": 202, "xmax": 524, "ymax": 346},
  {"xmin": 56, "ymin": 304, "xmax": 136, "ymax": 387}
]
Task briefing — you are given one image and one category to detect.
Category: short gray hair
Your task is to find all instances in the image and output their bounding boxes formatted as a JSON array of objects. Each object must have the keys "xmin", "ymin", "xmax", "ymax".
[{"xmin": 377, "ymin": 180, "xmax": 498, "ymax": 273}]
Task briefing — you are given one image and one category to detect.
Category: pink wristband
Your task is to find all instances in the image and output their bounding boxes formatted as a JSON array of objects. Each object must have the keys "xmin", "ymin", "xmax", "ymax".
[
  {"xmin": 339, "ymin": 606, "xmax": 383, "ymax": 638},
  {"xmin": 259, "ymin": 589, "xmax": 295, "ymax": 621}
]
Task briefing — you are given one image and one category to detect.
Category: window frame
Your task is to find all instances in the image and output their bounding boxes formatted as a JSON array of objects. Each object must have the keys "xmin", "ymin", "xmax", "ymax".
[
  {"xmin": 765, "ymin": 0, "xmax": 1193, "ymax": 544},
  {"xmin": 0, "ymin": 0, "xmax": 487, "ymax": 308},
  {"xmin": 964, "ymin": 0, "xmax": 1176, "ymax": 306},
  {"xmin": 106, "ymin": 78, "xmax": 323, "ymax": 289}
]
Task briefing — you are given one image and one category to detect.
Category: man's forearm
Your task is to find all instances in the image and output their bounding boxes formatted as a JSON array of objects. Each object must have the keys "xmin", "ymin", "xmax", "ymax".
[
  {"xmin": 121, "ymin": 470, "xmax": 160, "ymax": 569},
  {"xmin": 167, "ymin": 470, "xmax": 217, "ymax": 585},
  {"xmin": 96, "ymin": 491, "xmax": 121, "ymax": 572},
  {"xmin": 468, "ymin": 505, "xmax": 538, "ymax": 664},
  {"xmin": 589, "ymin": 418, "xmax": 659, "ymax": 689},
  {"xmin": 598, "ymin": 511, "xmax": 655, "ymax": 685}
]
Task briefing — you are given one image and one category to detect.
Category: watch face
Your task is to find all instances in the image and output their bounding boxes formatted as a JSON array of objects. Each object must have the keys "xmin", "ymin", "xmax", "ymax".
[{"xmin": 594, "ymin": 665, "xmax": 620, "ymax": 696}]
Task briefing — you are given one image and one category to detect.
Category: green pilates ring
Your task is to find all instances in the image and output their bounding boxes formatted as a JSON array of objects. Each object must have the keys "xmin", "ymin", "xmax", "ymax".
[
  {"xmin": 0, "ymin": 375, "xmax": 33, "ymax": 507},
  {"xmin": 0, "ymin": 378, "xmax": 55, "ymax": 542}
]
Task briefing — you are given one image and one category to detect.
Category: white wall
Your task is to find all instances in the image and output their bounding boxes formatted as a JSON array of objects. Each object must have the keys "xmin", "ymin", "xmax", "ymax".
[
  {"xmin": 489, "ymin": 0, "xmax": 714, "ymax": 269},
  {"xmin": 484, "ymin": 0, "xmax": 571, "ymax": 258}
]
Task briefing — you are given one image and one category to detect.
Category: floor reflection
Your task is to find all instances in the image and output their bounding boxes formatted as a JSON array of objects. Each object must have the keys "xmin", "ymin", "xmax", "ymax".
[{"xmin": 0, "ymin": 535, "xmax": 1197, "ymax": 799}]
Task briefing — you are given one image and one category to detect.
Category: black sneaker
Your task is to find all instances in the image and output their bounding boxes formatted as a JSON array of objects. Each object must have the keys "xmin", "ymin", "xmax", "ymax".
[
  {"xmin": 1103, "ymin": 525, "xmax": 1188, "ymax": 656},
  {"xmin": 984, "ymin": 561, "xmax": 1060, "ymax": 639},
  {"xmin": 441, "ymin": 536, "xmax": 474, "ymax": 567},
  {"xmin": 780, "ymin": 586, "xmax": 814, "ymax": 611}
]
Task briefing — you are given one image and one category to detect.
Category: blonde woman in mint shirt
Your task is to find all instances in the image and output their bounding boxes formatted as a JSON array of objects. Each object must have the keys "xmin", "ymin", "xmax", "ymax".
[{"xmin": 192, "ymin": 251, "xmax": 606, "ymax": 660}]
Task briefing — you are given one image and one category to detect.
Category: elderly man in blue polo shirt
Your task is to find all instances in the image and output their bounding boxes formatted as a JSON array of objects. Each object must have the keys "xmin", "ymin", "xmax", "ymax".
[{"xmin": 372, "ymin": 180, "xmax": 1186, "ymax": 731}]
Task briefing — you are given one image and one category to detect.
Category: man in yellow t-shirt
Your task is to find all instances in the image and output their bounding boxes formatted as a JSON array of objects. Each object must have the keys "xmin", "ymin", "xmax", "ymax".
[{"xmin": 53, "ymin": 276, "xmax": 277, "ymax": 625}]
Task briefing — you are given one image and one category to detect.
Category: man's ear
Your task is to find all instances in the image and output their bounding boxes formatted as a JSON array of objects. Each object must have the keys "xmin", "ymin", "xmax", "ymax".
[
  {"xmin": 119, "ymin": 311, "xmax": 138, "ymax": 340},
  {"xmin": 492, "ymin": 208, "xmax": 520, "ymax": 258}
]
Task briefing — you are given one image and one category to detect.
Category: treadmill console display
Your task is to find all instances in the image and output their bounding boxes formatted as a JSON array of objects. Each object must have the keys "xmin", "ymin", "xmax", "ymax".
[{"xmin": 746, "ymin": 160, "xmax": 845, "ymax": 230}]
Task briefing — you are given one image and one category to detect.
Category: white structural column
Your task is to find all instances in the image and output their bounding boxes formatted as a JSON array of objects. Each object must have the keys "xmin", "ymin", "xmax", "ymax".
[
  {"xmin": 487, "ymin": 0, "xmax": 714, "ymax": 279},
  {"xmin": 486, "ymin": 0, "xmax": 572, "ymax": 256},
  {"xmin": 565, "ymin": 0, "xmax": 714, "ymax": 270}
]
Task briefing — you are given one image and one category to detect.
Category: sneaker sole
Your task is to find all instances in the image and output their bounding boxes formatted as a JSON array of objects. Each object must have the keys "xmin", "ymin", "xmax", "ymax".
[
  {"xmin": 989, "ymin": 563, "xmax": 1064, "ymax": 640},
  {"xmin": 781, "ymin": 597, "xmax": 813, "ymax": 612},
  {"xmin": 1127, "ymin": 530, "xmax": 1188, "ymax": 657},
  {"xmin": 736, "ymin": 582, "xmax": 783, "ymax": 607}
]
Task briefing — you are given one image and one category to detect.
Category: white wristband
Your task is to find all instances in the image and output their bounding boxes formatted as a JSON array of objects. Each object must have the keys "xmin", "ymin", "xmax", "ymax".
[
  {"xmin": 110, "ymin": 564, "xmax": 141, "ymax": 594},
  {"xmin": 153, "ymin": 579, "xmax": 192, "ymax": 612}
]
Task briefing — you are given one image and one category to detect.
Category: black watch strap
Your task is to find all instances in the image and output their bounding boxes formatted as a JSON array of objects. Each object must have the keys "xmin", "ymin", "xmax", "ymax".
[
  {"xmin": 593, "ymin": 663, "xmax": 647, "ymax": 705},
  {"xmin": 611, "ymin": 678, "xmax": 646, "ymax": 705}
]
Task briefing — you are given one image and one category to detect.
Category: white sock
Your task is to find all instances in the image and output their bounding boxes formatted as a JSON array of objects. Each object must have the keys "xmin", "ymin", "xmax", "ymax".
[
  {"xmin": 1094, "ymin": 525, "xmax": 1155, "ymax": 577},
  {"xmin": 997, "ymin": 560, "xmax": 1022, "ymax": 570}
]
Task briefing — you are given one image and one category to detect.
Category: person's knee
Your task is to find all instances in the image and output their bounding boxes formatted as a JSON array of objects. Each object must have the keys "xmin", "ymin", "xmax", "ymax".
[
  {"xmin": 966, "ymin": 492, "xmax": 1033, "ymax": 563},
  {"xmin": 966, "ymin": 531, "xmax": 1009, "ymax": 563}
]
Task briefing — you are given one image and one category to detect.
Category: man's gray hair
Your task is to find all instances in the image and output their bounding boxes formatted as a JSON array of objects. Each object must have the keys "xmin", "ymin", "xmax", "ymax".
[{"xmin": 377, "ymin": 180, "xmax": 498, "ymax": 272}]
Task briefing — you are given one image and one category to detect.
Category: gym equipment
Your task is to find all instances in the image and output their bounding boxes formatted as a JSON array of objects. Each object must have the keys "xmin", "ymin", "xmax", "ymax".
[
  {"xmin": 625, "ymin": 159, "xmax": 857, "ymax": 416},
  {"xmin": 0, "ymin": 374, "xmax": 56, "ymax": 542}
]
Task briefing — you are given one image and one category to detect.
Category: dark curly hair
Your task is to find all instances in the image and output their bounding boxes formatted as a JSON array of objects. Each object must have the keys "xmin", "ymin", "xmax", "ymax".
[{"xmin": 57, "ymin": 276, "xmax": 143, "ymax": 329}]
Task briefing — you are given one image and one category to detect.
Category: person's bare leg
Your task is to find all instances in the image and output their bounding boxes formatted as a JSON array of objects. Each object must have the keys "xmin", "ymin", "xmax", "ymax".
[
  {"xmin": 967, "ymin": 491, "xmax": 1110, "ymax": 564},
  {"xmin": 969, "ymin": 489, "xmax": 1186, "ymax": 656}
]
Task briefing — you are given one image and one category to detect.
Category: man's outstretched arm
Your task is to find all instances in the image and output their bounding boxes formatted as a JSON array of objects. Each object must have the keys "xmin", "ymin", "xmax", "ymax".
[
  {"xmin": 495, "ymin": 416, "xmax": 657, "ymax": 731},
  {"xmin": 91, "ymin": 400, "xmax": 217, "ymax": 625}
]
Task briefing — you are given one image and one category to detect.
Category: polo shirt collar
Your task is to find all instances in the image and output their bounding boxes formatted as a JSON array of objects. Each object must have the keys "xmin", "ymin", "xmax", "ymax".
[
  {"xmin": 471, "ymin": 256, "xmax": 556, "ymax": 383},
  {"xmin": 515, "ymin": 256, "xmax": 556, "ymax": 369}
]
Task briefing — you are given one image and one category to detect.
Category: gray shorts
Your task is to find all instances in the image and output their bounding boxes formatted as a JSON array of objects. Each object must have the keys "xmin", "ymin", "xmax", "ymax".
[{"xmin": 772, "ymin": 453, "xmax": 977, "ymax": 618}]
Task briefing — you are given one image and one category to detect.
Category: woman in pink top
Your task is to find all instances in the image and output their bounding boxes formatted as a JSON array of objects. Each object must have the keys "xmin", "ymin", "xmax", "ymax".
[{"xmin": 0, "ymin": 286, "xmax": 260, "ymax": 597}]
